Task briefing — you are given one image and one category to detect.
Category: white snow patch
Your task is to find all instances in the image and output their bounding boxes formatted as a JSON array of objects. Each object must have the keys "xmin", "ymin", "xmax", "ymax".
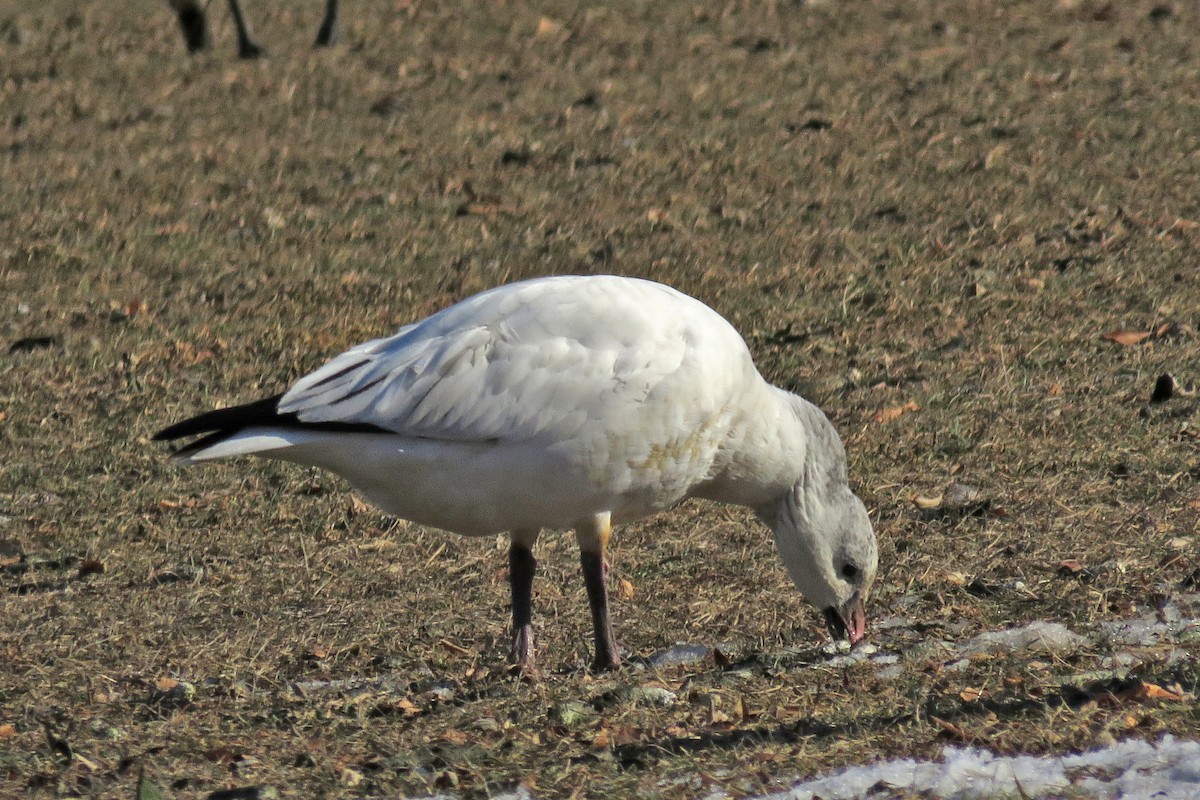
[
  {"xmin": 959, "ymin": 620, "xmax": 1085, "ymax": 656},
  {"xmin": 650, "ymin": 643, "xmax": 712, "ymax": 668},
  {"xmin": 747, "ymin": 736, "xmax": 1200, "ymax": 800}
]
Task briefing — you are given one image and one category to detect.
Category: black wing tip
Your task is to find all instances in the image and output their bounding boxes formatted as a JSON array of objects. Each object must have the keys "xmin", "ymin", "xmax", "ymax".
[
  {"xmin": 152, "ymin": 420, "xmax": 195, "ymax": 441},
  {"xmin": 153, "ymin": 395, "xmax": 286, "ymax": 442},
  {"xmin": 153, "ymin": 393, "xmax": 389, "ymax": 448}
]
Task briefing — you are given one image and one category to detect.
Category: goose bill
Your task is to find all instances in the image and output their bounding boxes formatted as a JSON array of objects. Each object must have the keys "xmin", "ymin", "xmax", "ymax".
[{"xmin": 823, "ymin": 591, "xmax": 867, "ymax": 646}]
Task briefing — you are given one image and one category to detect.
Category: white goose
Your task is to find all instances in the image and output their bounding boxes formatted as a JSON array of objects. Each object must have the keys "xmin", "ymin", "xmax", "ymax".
[{"xmin": 155, "ymin": 275, "xmax": 878, "ymax": 671}]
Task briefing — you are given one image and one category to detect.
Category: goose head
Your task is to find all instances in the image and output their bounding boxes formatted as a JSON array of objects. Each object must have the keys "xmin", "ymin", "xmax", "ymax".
[{"xmin": 762, "ymin": 483, "xmax": 877, "ymax": 646}]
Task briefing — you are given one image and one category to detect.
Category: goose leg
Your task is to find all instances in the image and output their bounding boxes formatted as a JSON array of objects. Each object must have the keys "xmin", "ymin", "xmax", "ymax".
[
  {"xmin": 508, "ymin": 529, "xmax": 539, "ymax": 672},
  {"xmin": 169, "ymin": 1, "xmax": 210, "ymax": 52},
  {"xmin": 227, "ymin": 0, "xmax": 265, "ymax": 58},
  {"xmin": 576, "ymin": 513, "xmax": 620, "ymax": 671},
  {"xmin": 314, "ymin": 0, "xmax": 339, "ymax": 47}
]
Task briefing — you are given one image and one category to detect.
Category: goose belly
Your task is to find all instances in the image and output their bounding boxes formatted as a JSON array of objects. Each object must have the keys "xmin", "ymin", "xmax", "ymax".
[{"xmin": 267, "ymin": 431, "xmax": 714, "ymax": 536}]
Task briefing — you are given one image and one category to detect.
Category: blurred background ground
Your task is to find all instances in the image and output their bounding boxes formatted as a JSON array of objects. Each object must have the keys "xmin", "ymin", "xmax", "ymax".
[{"xmin": 1, "ymin": 0, "xmax": 1198, "ymax": 797}]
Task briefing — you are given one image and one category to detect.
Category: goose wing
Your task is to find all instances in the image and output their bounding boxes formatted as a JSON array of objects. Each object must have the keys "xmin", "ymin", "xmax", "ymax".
[{"xmin": 278, "ymin": 277, "xmax": 715, "ymax": 444}]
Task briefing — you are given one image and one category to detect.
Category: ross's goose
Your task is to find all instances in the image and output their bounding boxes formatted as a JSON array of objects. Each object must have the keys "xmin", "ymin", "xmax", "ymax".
[{"xmin": 155, "ymin": 275, "xmax": 877, "ymax": 671}]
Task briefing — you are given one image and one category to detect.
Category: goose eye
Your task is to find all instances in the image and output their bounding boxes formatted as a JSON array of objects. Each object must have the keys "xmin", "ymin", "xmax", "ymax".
[{"xmin": 841, "ymin": 563, "xmax": 859, "ymax": 580}]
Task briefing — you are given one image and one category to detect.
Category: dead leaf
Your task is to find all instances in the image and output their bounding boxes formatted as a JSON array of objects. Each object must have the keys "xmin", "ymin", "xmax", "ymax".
[
  {"xmin": 1057, "ymin": 559, "xmax": 1087, "ymax": 576},
  {"xmin": 439, "ymin": 729, "xmax": 470, "ymax": 745},
  {"xmin": 873, "ymin": 401, "xmax": 920, "ymax": 424},
  {"xmin": 930, "ymin": 715, "xmax": 977, "ymax": 742},
  {"xmin": 1101, "ymin": 329, "xmax": 1151, "ymax": 346},
  {"xmin": 1124, "ymin": 681, "xmax": 1185, "ymax": 702},
  {"xmin": 943, "ymin": 571, "xmax": 968, "ymax": 586},
  {"xmin": 391, "ymin": 697, "xmax": 422, "ymax": 716},
  {"xmin": 1089, "ymin": 679, "xmax": 1185, "ymax": 706},
  {"xmin": 705, "ymin": 694, "xmax": 732, "ymax": 724},
  {"xmin": 617, "ymin": 578, "xmax": 635, "ymax": 599},
  {"xmin": 173, "ymin": 341, "xmax": 215, "ymax": 366},
  {"xmin": 154, "ymin": 676, "xmax": 179, "ymax": 692},
  {"xmin": 534, "ymin": 16, "xmax": 564, "ymax": 38},
  {"xmin": 917, "ymin": 483, "xmax": 995, "ymax": 519},
  {"xmin": 592, "ymin": 727, "xmax": 613, "ymax": 749},
  {"xmin": 1048, "ymin": 382, "xmax": 1063, "ymax": 397},
  {"xmin": 0, "ymin": 723, "xmax": 16, "ymax": 739},
  {"xmin": 646, "ymin": 208, "xmax": 668, "ymax": 224},
  {"xmin": 959, "ymin": 687, "xmax": 984, "ymax": 702},
  {"xmin": 713, "ymin": 647, "xmax": 731, "ymax": 668}
]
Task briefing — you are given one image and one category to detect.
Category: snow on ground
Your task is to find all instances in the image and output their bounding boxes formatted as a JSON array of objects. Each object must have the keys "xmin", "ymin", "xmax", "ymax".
[
  {"xmin": 747, "ymin": 736, "xmax": 1200, "ymax": 800},
  {"xmin": 453, "ymin": 738, "xmax": 1200, "ymax": 800}
]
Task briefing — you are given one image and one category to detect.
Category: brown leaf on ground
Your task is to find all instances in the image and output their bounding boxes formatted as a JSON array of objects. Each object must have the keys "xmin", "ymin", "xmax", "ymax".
[
  {"xmin": 873, "ymin": 401, "xmax": 920, "ymax": 424},
  {"xmin": 1089, "ymin": 679, "xmax": 1185, "ymax": 705},
  {"xmin": 617, "ymin": 577, "xmax": 635, "ymax": 599},
  {"xmin": 1101, "ymin": 330, "xmax": 1152, "ymax": 346},
  {"xmin": 0, "ymin": 723, "xmax": 16, "ymax": 739},
  {"xmin": 930, "ymin": 715, "xmax": 978, "ymax": 742},
  {"xmin": 1057, "ymin": 559, "xmax": 1086, "ymax": 576},
  {"xmin": 439, "ymin": 729, "xmax": 471, "ymax": 745},
  {"xmin": 915, "ymin": 483, "xmax": 996, "ymax": 519},
  {"xmin": 1118, "ymin": 681, "xmax": 1185, "ymax": 703},
  {"xmin": 534, "ymin": 16, "xmax": 565, "ymax": 39},
  {"xmin": 592, "ymin": 727, "xmax": 613, "ymax": 749},
  {"xmin": 388, "ymin": 695, "xmax": 422, "ymax": 714}
]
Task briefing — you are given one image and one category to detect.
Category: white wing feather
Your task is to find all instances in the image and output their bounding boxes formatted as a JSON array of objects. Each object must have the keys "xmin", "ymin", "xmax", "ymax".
[{"xmin": 278, "ymin": 277, "xmax": 738, "ymax": 445}]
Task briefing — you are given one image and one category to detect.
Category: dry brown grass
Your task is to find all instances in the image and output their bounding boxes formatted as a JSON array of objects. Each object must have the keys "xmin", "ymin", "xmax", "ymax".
[{"xmin": 2, "ymin": 0, "xmax": 1199, "ymax": 797}]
